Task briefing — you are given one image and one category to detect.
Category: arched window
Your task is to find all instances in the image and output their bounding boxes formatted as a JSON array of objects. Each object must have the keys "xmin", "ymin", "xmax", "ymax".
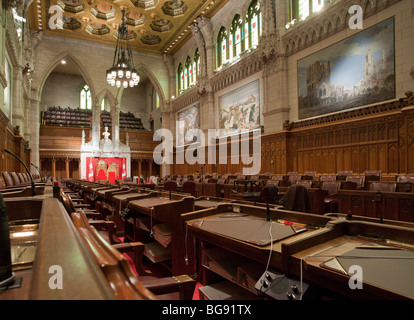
[
  {"xmin": 184, "ymin": 56, "xmax": 191, "ymax": 90},
  {"xmin": 177, "ymin": 63, "xmax": 183, "ymax": 94},
  {"xmin": 289, "ymin": 0, "xmax": 325, "ymax": 22},
  {"xmin": 192, "ymin": 48, "xmax": 200, "ymax": 84},
  {"xmin": 80, "ymin": 85, "xmax": 92, "ymax": 110},
  {"xmin": 101, "ymin": 98, "xmax": 107, "ymax": 111},
  {"xmin": 217, "ymin": 27, "xmax": 228, "ymax": 68},
  {"xmin": 245, "ymin": 0, "xmax": 261, "ymax": 50},
  {"xmin": 230, "ymin": 15, "xmax": 243, "ymax": 60}
]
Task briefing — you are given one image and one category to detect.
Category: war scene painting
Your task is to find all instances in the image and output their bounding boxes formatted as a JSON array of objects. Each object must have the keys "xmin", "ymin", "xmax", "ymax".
[
  {"xmin": 298, "ymin": 17, "xmax": 395, "ymax": 120},
  {"xmin": 219, "ymin": 79, "xmax": 260, "ymax": 136},
  {"xmin": 177, "ymin": 102, "xmax": 200, "ymax": 146}
]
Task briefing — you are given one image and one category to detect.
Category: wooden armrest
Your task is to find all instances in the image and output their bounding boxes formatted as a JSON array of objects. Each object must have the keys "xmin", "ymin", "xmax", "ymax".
[
  {"xmin": 89, "ymin": 220, "xmax": 115, "ymax": 228},
  {"xmin": 140, "ymin": 275, "xmax": 196, "ymax": 300},
  {"xmin": 73, "ymin": 203, "xmax": 91, "ymax": 208},
  {"xmin": 84, "ymin": 212, "xmax": 102, "ymax": 219},
  {"xmin": 112, "ymin": 242, "xmax": 152, "ymax": 276}
]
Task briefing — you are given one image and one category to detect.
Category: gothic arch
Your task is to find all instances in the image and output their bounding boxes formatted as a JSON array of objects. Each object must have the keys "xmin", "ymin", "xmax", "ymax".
[
  {"xmin": 114, "ymin": 63, "xmax": 167, "ymax": 112},
  {"xmin": 34, "ymin": 51, "xmax": 95, "ymax": 104}
]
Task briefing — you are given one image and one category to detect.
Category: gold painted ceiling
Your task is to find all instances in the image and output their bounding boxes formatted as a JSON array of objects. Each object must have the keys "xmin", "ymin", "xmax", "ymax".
[{"xmin": 28, "ymin": 0, "xmax": 229, "ymax": 55}]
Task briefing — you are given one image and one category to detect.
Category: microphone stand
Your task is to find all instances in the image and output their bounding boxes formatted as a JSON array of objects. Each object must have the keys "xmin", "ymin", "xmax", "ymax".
[
  {"xmin": 4, "ymin": 149, "xmax": 36, "ymax": 196},
  {"xmin": 31, "ymin": 163, "xmax": 44, "ymax": 182}
]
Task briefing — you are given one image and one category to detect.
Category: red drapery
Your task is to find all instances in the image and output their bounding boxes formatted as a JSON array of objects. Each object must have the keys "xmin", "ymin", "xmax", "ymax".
[{"xmin": 86, "ymin": 157, "xmax": 127, "ymax": 183}]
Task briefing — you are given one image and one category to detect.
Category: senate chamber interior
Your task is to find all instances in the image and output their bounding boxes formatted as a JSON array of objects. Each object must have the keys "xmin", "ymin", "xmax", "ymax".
[{"xmin": 0, "ymin": 0, "xmax": 414, "ymax": 302}]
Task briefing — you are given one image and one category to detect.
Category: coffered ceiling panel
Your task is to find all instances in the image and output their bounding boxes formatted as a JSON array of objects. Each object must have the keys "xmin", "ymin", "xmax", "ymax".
[{"xmin": 28, "ymin": 0, "xmax": 229, "ymax": 55}]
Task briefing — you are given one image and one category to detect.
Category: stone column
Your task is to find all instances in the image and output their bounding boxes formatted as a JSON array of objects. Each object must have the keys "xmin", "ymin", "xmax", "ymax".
[
  {"xmin": 197, "ymin": 17, "xmax": 214, "ymax": 79},
  {"xmin": 12, "ymin": 70, "xmax": 24, "ymax": 132},
  {"xmin": 91, "ymin": 103, "xmax": 101, "ymax": 150},
  {"xmin": 163, "ymin": 54, "xmax": 176, "ymax": 100},
  {"xmin": 29, "ymin": 93, "xmax": 40, "ymax": 175},
  {"xmin": 111, "ymin": 104, "xmax": 120, "ymax": 151}
]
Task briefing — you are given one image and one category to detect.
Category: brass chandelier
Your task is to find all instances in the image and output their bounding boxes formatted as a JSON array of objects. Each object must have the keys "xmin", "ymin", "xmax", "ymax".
[{"xmin": 106, "ymin": 9, "xmax": 140, "ymax": 88}]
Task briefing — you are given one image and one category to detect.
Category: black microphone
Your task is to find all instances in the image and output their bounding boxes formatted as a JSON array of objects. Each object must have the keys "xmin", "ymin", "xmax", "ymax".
[
  {"xmin": 31, "ymin": 163, "xmax": 44, "ymax": 182},
  {"xmin": 201, "ymin": 163, "xmax": 206, "ymax": 169},
  {"xmin": 4, "ymin": 149, "xmax": 36, "ymax": 196}
]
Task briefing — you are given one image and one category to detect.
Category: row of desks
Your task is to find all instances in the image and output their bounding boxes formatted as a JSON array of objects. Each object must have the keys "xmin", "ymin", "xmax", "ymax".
[{"xmin": 66, "ymin": 179, "xmax": 414, "ymax": 300}]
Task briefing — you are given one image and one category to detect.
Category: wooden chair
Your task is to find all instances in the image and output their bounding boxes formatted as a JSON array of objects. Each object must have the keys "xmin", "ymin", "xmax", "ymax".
[
  {"xmin": 336, "ymin": 171, "xmax": 353, "ymax": 181},
  {"xmin": 340, "ymin": 181, "xmax": 357, "ymax": 190},
  {"xmin": 296, "ymin": 180, "xmax": 312, "ymax": 188},
  {"xmin": 289, "ymin": 175, "xmax": 302, "ymax": 185},
  {"xmin": 164, "ymin": 181, "xmax": 178, "ymax": 192},
  {"xmin": 322, "ymin": 181, "xmax": 341, "ymax": 213},
  {"xmin": 182, "ymin": 181, "xmax": 196, "ymax": 196},
  {"xmin": 346, "ymin": 175, "xmax": 365, "ymax": 189},
  {"xmin": 303, "ymin": 171, "xmax": 316, "ymax": 180},
  {"xmin": 71, "ymin": 210, "xmax": 150, "ymax": 276},
  {"xmin": 397, "ymin": 175, "xmax": 414, "ymax": 182},
  {"xmin": 320, "ymin": 175, "xmax": 336, "ymax": 182},
  {"xmin": 369, "ymin": 182, "xmax": 396, "ymax": 193},
  {"xmin": 72, "ymin": 211, "xmax": 196, "ymax": 300}
]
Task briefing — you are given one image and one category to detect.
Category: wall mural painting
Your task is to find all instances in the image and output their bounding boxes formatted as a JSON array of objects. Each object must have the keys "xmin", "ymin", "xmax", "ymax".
[
  {"xmin": 219, "ymin": 79, "xmax": 260, "ymax": 136},
  {"xmin": 298, "ymin": 17, "xmax": 395, "ymax": 120},
  {"xmin": 177, "ymin": 102, "xmax": 200, "ymax": 146}
]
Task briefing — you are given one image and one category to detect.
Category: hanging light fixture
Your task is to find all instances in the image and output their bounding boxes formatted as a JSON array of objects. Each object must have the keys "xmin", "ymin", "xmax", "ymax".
[{"xmin": 106, "ymin": 9, "xmax": 140, "ymax": 88}]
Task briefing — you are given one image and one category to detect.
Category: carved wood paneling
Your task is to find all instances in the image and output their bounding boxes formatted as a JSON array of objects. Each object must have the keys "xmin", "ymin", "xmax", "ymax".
[{"xmin": 170, "ymin": 99, "xmax": 414, "ymax": 178}]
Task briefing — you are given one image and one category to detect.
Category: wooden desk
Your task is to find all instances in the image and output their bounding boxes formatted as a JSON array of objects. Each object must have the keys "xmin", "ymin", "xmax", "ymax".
[
  {"xmin": 194, "ymin": 196, "xmax": 234, "ymax": 210},
  {"xmin": 1, "ymin": 198, "xmax": 116, "ymax": 300},
  {"xmin": 185, "ymin": 203, "xmax": 414, "ymax": 300},
  {"xmin": 126, "ymin": 192, "xmax": 195, "ymax": 276},
  {"xmin": 338, "ymin": 190, "xmax": 414, "ymax": 222},
  {"xmin": 184, "ymin": 204, "xmax": 334, "ymax": 298},
  {"xmin": 283, "ymin": 220, "xmax": 414, "ymax": 299}
]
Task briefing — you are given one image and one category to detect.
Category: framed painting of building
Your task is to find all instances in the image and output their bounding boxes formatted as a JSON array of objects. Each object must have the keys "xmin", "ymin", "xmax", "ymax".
[
  {"xmin": 297, "ymin": 17, "xmax": 395, "ymax": 120},
  {"xmin": 218, "ymin": 79, "xmax": 260, "ymax": 136},
  {"xmin": 177, "ymin": 102, "xmax": 200, "ymax": 146}
]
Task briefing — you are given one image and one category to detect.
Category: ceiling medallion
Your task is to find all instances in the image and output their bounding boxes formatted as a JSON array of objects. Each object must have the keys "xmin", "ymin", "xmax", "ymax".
[
  {"xmin": 125, "ymin": 11, "xmax": 147, "ymax": 26},
  {"xmin": 162, "ymin": 0, "xmax": 188, "ymax": 16},
  {"xmin": 57, "ymin": 0, "xmax": 84, "ymax": 13},
  {"xmin": 106, "ymin": 9, "xmax": 140, "ymax": 88},
  {"xmin": 91, "ymin": 4, "xmax": 117, "ymax": 20},
  {"xmin": 62, "ymin": 16, "xmax": 81, "ymax": 30},
  {"xmin": 86, "ymin": 22, "xmax": 110, "ymax": 35},
  {"xmin": 140, "ymin": 34, "xmax": 161, "ymax": 45},
  {"xmin": 130, "ymin": 0, "xmax": 158, "ymax": 10},
  {"xmin": 150, "ymin": 18, "xmax": 173, "ymax": 32}
]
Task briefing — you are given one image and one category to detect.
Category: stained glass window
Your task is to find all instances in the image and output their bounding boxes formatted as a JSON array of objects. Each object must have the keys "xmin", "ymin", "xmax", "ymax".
[
  {"xmin": 184, "ymin": 56, "xmax": 191, "ymax": 90},
  {"xmin": 245, "ymin": 0, "xmax": 261, "ymax": 49},
  {"xmin": 177, "ymin": 63, "xmax": 183, "ymax": 94},
  {"xmin": 290, "ymin": 0, "xmax": 325, "ymax": 22},
  {"xmin": 193, "ymin": 48, "xmax": 200, "ymax": 84},
  {"xmin": 217, "ymin": 27, "xmax": 228, "ymax": 68},
  {"xmin": 230, "ymin": 15, "xmax": 243, "ymax": 60},
  {"xmin": 80, "ymin": 85, "xmax": 92, "ymax": 110}
]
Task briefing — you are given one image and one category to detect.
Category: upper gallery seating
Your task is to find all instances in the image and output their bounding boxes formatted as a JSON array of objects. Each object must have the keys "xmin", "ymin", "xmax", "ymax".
[
  {"xmin": 41, "ymin": 107, "xmax": 145, "ymax": 131},
  {"xmin": 101, "ymin": 111, "xmax": 145, "ymax": 131},
  {"xmin": 42, "ymin": 106, "xmax": 91, "ymax": 127}
]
